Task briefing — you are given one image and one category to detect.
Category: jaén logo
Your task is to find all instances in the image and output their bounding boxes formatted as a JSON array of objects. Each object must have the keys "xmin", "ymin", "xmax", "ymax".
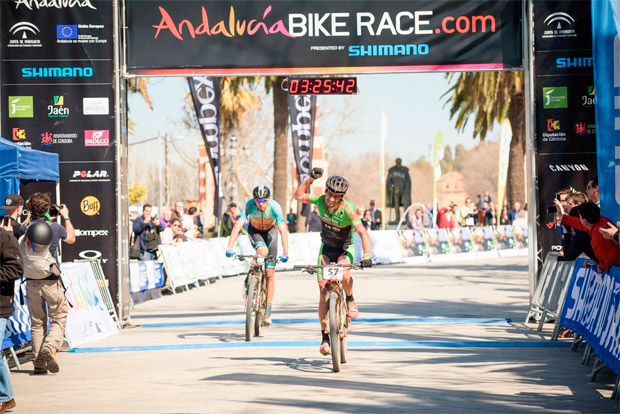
[{"xmin": 84, "ymin": 130, "xmax": 109, "ymax": 146}]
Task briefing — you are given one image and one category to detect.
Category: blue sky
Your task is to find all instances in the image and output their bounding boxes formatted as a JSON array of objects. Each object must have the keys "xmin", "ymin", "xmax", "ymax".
[{"xmin": 128, "ymin": 73, "xmax": 498, "ymax": 163}]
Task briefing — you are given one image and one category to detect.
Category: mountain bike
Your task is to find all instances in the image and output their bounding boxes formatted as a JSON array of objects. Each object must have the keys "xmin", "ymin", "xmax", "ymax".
[
  {"xmin": 293, "ymin": 263, "xmax": 362, "ymax": 372},
  {"xmin": 235, "ymin": 254, "xmax": 277, "ymax": 342}
]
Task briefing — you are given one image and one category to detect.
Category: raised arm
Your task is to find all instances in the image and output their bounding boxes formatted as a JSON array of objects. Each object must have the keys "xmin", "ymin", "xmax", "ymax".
[{"xmin": 293, "ymin": 167, "xmax": 323, "ymax": 202}]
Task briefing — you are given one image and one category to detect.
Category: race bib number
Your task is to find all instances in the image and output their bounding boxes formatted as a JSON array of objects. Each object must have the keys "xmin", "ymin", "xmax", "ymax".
[{"xmin": 324, "ymin": 265, "xmax": 343, "ymax": 281}]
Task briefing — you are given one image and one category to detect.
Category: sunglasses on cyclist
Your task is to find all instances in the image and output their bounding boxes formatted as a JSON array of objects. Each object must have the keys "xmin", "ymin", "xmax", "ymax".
[{"xmin": 255, "ymin": 198, "xmax": 268, "ymax": 203}]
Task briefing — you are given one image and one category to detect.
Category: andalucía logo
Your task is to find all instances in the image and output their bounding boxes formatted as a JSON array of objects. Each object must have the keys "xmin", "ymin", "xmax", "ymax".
[
  {"xmin": 542, "ymin": 12, "xmax": 577, "ymax": 39},
  {"xmin": 8, "ymin": 22, "xmax": 42, "ymax": 48},
  {"xmin": 153, "ymin": 5, "xmax": 294, "ymax": 40},
  {"xmin": 14, "ymin": 0, "xmax": 96, "ymax": 10}
]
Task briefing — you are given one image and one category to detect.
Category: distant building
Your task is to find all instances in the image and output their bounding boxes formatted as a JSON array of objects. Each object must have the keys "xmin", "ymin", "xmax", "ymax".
[{"xmin": 437, "ymin": 171, "xmax": 467, "ymax": 208}]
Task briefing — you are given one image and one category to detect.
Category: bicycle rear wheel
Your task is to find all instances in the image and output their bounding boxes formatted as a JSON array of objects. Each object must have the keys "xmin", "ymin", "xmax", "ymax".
[
  {"xmin": 328, "ymin": 291, "xmax": 341, "ymax": 372},
  {"xmin": 245, "ymin": 275, "xmax": 257, "ymax": 342}
]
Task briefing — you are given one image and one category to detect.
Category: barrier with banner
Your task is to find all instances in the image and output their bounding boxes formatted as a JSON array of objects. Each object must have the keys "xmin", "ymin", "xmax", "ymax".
[
  {"xmin": 559, "ymin": 259, "xmax": 620, "ymax": 377},
  {"xmin": 60, "ymin": 262, "xmax": 119, "ymax": 348},
  {"xmin": 2, "ymin": 280, "xmax": 30, "ymax": 350},
  {"xmin": 129, "ymin": 261, "xmax": 164, "ymax": 293}
]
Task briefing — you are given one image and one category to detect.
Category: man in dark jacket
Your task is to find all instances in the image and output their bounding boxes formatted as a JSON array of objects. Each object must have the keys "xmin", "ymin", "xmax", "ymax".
[
  {"xmin": 133, "ymin": 204, "xmax": 163, "ymax": 260},
  {"xmin": 0, "ymin": 226, "xmax": 24, "ymax": 411}
]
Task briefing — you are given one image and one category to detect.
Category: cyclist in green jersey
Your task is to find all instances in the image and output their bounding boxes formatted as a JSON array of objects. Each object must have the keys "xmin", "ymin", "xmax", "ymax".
[
  {"xmin": 293, "ymin": 168, "xmax": 372, "ymax": 356},
  {"xmin": 226, "ymin": 186, "xmax": 289, "ymax": 325}
]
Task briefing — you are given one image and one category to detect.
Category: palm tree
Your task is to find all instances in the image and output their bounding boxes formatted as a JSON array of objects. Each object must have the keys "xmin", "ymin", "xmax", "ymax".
[{"xmin": 443, "ymin": 71, "xmax": 525, "ymax": 208}]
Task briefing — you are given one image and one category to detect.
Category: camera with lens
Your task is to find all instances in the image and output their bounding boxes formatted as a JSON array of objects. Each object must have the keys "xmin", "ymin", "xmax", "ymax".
[
  {"xmin": 547, "ymin": 206, "xmax": 557, "ymax": 214},
  {"xmin": 50, "ymin": 204, "xmax": 61, "ymax": 217}
]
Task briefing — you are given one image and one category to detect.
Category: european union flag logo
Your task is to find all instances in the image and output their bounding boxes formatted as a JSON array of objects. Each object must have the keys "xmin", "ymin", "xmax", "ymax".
[{"xmin": 57, "ymin": 25, "xmax": 78, "ymax": 39}]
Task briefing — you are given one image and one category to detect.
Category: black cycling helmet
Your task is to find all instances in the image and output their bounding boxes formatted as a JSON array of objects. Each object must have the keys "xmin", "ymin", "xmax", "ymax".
[
  {"xmin": 325, "ymin": 175, "xmax": 349, "ymax": 194},
  {"xmin": 26, "ymin": 220, "xmax": 53, "ymax": 245},
  {"xmin": 252, "ymin": 186, "xmax": 271, "ymax": 199}
]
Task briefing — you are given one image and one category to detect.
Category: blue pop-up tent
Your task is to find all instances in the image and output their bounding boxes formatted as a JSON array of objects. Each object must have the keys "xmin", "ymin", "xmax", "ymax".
[{"xmin": 0, "ymin": 137, "xmax": 59, "ymax": 212}]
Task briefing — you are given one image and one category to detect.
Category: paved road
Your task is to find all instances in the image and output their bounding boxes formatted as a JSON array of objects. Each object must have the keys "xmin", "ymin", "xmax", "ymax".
[{"xmin": 10, "ymin": 257, "xmax": 619, "ymax": 413}]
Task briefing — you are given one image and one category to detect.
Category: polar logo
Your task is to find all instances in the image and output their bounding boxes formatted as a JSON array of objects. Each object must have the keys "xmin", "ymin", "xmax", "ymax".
[
  {"xmin": 75, "ymin": 229, "xmax": 108, "ymax": 237},
  {"xmin": 72, "ymin": 170, "xmax": 108, "ymax": 178}
]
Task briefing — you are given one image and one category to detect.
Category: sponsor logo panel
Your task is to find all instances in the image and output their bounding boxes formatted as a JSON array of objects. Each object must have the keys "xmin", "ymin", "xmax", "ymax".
[
  {"xmin": 84, "ymin": 129, "xmax": 109, "ymax": 146},
  {"xmin": 542, "ymin": 12, "xmax": 577, "ymax": 39},
  {"xmin": 56, "ymin": 23, "xmax": 107, "ymax": 44},
  {"xmin": 8, "ymin": 21, "xmax": 42, "ymax": 48},
  {"xmin": 83, "ymin": 97, "xmax": 109, "ymax": 115},
  {"xmin": 8, "ymin": 96, "xmax": 33, "ymax": 118},
  {"xmin": 542, "ymin": 86, "xmax": 568, "ymax": 109},
  {"xmin": 70, "ymin": 169, "xmax": 110, "ymax": 183},
  {"xmin": 40, "ymin": 131, "xmax": 77, "ymax": 146},
  {"xmin": 80, "ymin": 195, "xmax": 101, "ymax": 216},
  {"xmin": 48, "ymin": 95, "xmax": 69, "ymax": 118},
  {"xmin": 75, "ymin": 229, "xmax": 109, "ymax": 237}
]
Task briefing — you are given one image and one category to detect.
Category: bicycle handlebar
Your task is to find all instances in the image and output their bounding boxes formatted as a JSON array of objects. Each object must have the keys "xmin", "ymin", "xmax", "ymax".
[
  {"xmin": 234, "ymin": 254, "xmax": 280, "ymax": 264},
  {"xmin": 293, "ymin": 263, "xmax": 364, "ymax": 273}
]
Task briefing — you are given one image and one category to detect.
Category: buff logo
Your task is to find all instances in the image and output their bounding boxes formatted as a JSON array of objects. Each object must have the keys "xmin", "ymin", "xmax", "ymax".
[
  {"xmin": 14, "ymin": 0, "xmax": 96, "ymax": 9},
  {"xmin": 153, "ymin": 5, "xmax": 294, "ymax": 40}
]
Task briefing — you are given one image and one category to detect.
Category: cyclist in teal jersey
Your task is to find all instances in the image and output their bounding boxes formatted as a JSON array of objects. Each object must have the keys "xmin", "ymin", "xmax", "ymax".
[
  {"xmin": 293, "ymin": 168, "xmax": 372, "ymax": 356},
  {"xmin": 226, "ymin": 186, "xmax": 289, "ymax": 325}
]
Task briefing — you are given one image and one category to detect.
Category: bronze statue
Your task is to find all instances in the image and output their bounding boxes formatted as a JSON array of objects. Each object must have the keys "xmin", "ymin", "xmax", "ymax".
[{"xmin": 386, "ymin": 158, "xmax": 411, "ymax": 224}]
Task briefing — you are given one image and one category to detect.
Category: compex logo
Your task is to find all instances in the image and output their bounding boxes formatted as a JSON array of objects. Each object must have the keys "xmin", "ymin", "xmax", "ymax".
[{"xmin": 75, "ymin": 229, "xmax": 108, "ymax": 237}]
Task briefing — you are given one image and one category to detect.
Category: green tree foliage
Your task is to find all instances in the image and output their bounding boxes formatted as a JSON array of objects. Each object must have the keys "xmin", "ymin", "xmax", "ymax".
[{"xmin": 129, "ymin": 182, "xmax": 148, "ymax": 205}]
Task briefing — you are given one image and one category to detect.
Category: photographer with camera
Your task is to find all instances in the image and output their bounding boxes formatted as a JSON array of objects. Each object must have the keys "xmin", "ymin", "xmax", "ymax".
[
  {"xmin": 132, "ymin": 204, "xmax": 163, "ymax": 261},
  {"xmin": 20, "ymin": 192, "xmax": 74, "ymax": 375},
  {"xmin": 0, "ymin": 194, "xmax": 24, "ymax": 239}
]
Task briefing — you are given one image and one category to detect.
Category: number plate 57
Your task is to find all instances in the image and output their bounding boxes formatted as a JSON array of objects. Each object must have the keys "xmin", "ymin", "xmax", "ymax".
[{"xmin": 324, "ymin": 265, "xmax": 343, "ymax": 281}]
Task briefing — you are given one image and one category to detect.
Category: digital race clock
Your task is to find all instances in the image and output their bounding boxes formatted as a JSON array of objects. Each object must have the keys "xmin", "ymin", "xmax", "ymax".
[{"xmin": 286, "ymin": 77, "xmax": 357, "ymax": 95}]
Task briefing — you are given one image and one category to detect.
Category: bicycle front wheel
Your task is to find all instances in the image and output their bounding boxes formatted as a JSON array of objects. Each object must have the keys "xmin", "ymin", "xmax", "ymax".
[
  {"xmin": 254, "ymin": 276, "xmax": 265, "ymax": 337},
  {"xmin": 245, "ymin": 276, "xmax": 257, "ymax": 342},
  {"xmin": 328, "ymin": 291, "xmax": 341, "ymax": 372}
]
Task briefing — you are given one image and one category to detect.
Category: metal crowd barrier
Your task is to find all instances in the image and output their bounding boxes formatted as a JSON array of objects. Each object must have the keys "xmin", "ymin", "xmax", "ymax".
[{"xmin": 525, "ymin": 253, "xmax": 575, "ymax": 341}]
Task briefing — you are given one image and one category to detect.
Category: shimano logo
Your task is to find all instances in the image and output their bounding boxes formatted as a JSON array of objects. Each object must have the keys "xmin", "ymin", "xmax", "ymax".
[
  {"xmin": 75, "ymin": 229, "xmax": 108, "ymax": 237},
  {"xmin": 21, "ymin": 66, "xmax": 93, "ymax": 78},
  {"xmin": 14, "ymin": 0, "xmax": 96, "ymax": 10},
  {"xmin": 556, "ymin": 57, "xmax": 593, "ymax": 68}
]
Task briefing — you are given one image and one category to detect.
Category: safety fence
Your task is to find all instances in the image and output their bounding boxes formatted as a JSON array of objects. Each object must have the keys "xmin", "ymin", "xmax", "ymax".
[
  {"xmin": 527, "ymin": 254, "xmax": 620, "ymax": 400},
  {"xmin": 2, "ymin": 260, "xmax": 119, "ymax": 370},
  {"xmin": 158, "ymin": 226, "xmax": 529, "ymax": 292}
]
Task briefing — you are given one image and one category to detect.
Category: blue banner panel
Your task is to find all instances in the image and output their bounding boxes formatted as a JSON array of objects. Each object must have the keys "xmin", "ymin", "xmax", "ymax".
[
  {"xmin": 591, "ymin": 0, "xmax": 620, "ymax": 220},
  {"xmin": 560, "ymin": 259, "xmax": 620, "ymax": 376}
]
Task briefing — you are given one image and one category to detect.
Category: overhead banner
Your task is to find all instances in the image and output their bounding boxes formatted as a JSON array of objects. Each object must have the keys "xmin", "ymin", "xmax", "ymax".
[
  {"xmin": 288, "ymin": 94, "xmax": 316, "ymax": 216},
  {"xmin": 126, "ymin": 0, "xmax": 523, "ymax": 75},
  {"xmin": 591, "ymin": 0, "xmax": 620, "ymax": 221},
  {"xmin": 532, "ymin": 0, "xmax": 597, "ymax": 260},
  {"xmin": 188, "ymin": 76, "xmax": 222, "ymax": 217},
  {"xmin": 0, "ymin": 0, "xmax": 126, "ymax": 315}
]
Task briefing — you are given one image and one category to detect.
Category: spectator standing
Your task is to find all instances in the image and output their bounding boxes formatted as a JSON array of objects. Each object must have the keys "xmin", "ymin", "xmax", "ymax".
[
  {"xmin": 160, "ymin": 218, "xmax": 185, "ymax": 246},
  {"xmin": 558, "ymin": 207, "xmax": 597, "ymax": 262},
  {"xmin": 586, "ymin": 176, "xmax": 599, "ymax": 206},
  {"xmin": 361, "ymin": 210, "xmax": 373, "ymax": 231},
  {"xmin": 567, "ymin": 192, "xmax": 587, "ymax": 210},
  {"xmin": 0, "ymin": 224, "xmax": 23, "ymax": 410},
  {"xmin": 437, "ymin": 207, "xmax": 455, "ymax": 229},
  {"xmin": 133, "ymin": 204, "xmax": 163, "ymax": 260},
  {"xmin": 306, "ymin": 205, "xmax": 322, "ymax": 232},
  {"xmin": 483, "ymin": 190, "xmax": 492, "ymax": 204},
  {"xmin": 220, "ymin": 202, "xmax": 240, "ymax": 237},
  {"xmin": 508, "ymin": 201, "xmax": 522, "ymax": 224},
  {"xmin": 0, "ymin": 194, "xmax": 24, "ymax": 238},
  {"xmin": 555, "ymin": 200, "xmax": 619, "ymax": 272},
  {"xmin": 483, "ymin": 202, "xmax": 494, "ymax": 226},
  {"xmin": 182, "ymin": 207, "xmax": 198, "ymax": 235},
  {"xmin": 159, "ymin": 208, "xmax": 172, "ymax": 229},
  {"xmin": 21, "ymin": 193, "xmax": 74, "ymax": 375},
  {"xmin": 460, "ymin": 198, "xmax": 475, "ymax": 226},
  {"xmin": 368, "ymin": 199, "xmax": 382, "ymax": 230},
  {"xmin": 287, "ymin": 209, "xmax": 296, "ymax": 233},
  {"xmin": 407, "ymin": 208, "xmax": 424, "ymax": 230},
  {"xmin": 500, "ymin": 205, "xmax": 510, "ymax": 225},
  {"xmin": 171, "ymin": 200, "xmax": 185, "ymax": 222}
]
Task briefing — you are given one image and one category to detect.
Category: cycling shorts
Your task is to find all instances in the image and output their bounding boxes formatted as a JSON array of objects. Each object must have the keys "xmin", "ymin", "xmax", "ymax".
[
  {"xmin": 248, "ymin": 226, "xmax": 278, "ymax": 268},
  {"xmin": 316, "ymin": 243, "xmax": 355, "ymax": 282}
]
